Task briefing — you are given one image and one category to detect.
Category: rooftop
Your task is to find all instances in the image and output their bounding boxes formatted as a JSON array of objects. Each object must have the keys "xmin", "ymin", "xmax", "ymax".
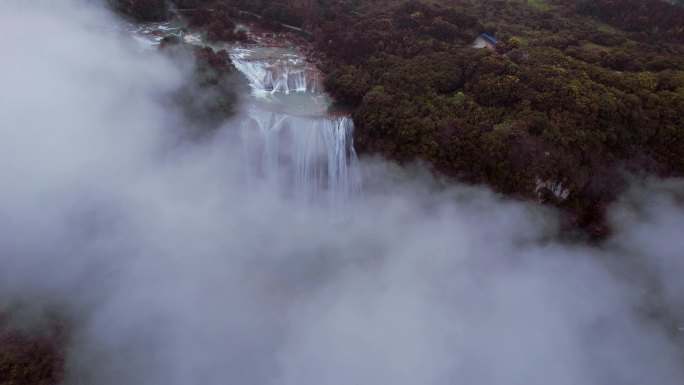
[{"xmin": 481, "ymin": 33, "xmax": 498, "ymax": 44}]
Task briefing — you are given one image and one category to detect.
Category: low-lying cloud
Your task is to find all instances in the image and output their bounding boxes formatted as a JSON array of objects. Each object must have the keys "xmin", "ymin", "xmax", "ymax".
[{"xmin": 1, "ymin": 1, "xmax": 682, "ymax": 384}]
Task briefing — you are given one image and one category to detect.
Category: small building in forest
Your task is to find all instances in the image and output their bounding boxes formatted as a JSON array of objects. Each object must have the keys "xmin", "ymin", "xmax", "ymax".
[{"xmin": 472, "ymin": 33, "xmax": 498, "ymax": 50}]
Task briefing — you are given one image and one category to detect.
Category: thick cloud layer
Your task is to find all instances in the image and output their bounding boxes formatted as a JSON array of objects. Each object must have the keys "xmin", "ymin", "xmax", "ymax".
[{"xmin": 1, "ymin": 1, "xmax": 683, "ymax": 384}]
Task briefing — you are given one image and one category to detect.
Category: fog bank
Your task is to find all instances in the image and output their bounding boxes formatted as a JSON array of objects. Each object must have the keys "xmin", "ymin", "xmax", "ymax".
[{"xmin": 0, "ymin": 1, "xmax": 683, "ymax": 384}]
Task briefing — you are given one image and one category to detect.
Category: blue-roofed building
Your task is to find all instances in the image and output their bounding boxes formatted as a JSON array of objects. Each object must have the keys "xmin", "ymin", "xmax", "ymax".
[
  {"xmin": 473, "ymin": 33, "xmax": 498, "ymax": 50},
  {"xmin": 482, "ymin": 34, "xmax": 498, "ymax": 44}
]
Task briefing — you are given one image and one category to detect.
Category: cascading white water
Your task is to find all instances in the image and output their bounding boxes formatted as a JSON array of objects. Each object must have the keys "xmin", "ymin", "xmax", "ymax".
[
  {"xmin": 231, "ymin": 46, "xmax": 360, "ymax": 209},
  {"xmin": 239, "ymin": 106, "xmax": 361, "ymax": 210},
  {"xmin": 231, "ymin": 46, "xmax": 322, "ymax": 95}
]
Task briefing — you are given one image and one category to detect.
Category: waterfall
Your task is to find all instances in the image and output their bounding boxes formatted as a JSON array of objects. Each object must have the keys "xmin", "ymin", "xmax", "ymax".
[
  {"xmin": 239, "ymin": 107, "xmax": 361, "ymax": 209},
  {"xmin": 231, "ymin": 46, "xmax": 361, "ymax": 209},
  {"xmin": 126, "ymin": 23, "xmax": 358, "ymax": 208},
  {"xmin": 231, "ymin": 47, "xmax": 322, "ymax": 95}
]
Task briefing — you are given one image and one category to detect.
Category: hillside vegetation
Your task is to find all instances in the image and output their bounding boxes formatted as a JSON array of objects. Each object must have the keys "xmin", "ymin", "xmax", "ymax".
[
  {"xmin": 315, "ymin": 0, "xmax": 684, "ymax": 237},
  {"xmin": 117, "ymin": 0, "xmax": 684, "ymax": 237},
  {"xmin": 0, "ymin": 318, "xmax": 64, "ymax": 385}
]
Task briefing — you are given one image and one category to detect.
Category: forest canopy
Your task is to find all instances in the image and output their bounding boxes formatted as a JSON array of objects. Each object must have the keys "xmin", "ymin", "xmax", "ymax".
[{"xmin": 114, "ymin": 0, "xmax": 684, "ymax": 237}]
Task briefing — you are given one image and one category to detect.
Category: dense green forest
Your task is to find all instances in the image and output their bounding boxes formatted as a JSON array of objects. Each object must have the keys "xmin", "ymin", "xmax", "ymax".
[
  {"xmin": 315, "ymin": 0, "xmax": 684, "ymax": 237},
  {"xmin": 116, "ymin": 0, "xmax": 684, "ymax": 237},
  {"xmin": 0, "ymin": 322, "xmax": 64, "ymax": 385}
]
